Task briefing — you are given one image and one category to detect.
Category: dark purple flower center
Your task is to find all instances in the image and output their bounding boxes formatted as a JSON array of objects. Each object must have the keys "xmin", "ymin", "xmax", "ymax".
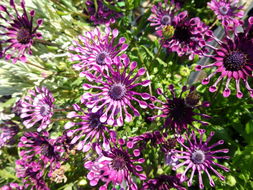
[
  {"xmin": 223, "ymin": 51, "xmax": 247, "ymax": 71},
  {"xmin": 174, "ymin": 26, "xmax": 191, "ymax": 42},
  {"xmin": 40, "ymin": 104, "xmax": 51, "ymax": 116},
  {"xmin": 191, "ymin": 150, "xmax": 205, "ymax": 164},
  {"xmin": 41, "ymin": 143, "xmax": 55, "ymax": 158},
  {"xmin": 111, "ymin": 156, "xmax": 126, "ymax": 170},
  {"xmin": 161, "ymin": 15, "xmax": 171, "ymax": 25},
  {"xmin": 89, "ymin": 113, "xmax": 102, "ymax": 128},
  {"xmin": 16, "ymin": 28, "xmax": 31, "ymax": 44},
  {"xmin": 109, "ymin": 83, "xmax": 126, "ymax": 100},
  {"xmin": 219, "ymin": 6, "xmax": 229, "ymax": 15},
  {"xmin": 166, "ymin": 98, "xmax": 194, "ymax": 123},
  {"xmin": 96, "ymin": 52, "xmax": 107, "ymax": 65}
]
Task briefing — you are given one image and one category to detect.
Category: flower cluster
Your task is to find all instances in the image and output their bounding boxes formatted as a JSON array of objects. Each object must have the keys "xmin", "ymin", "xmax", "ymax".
[
  {"xmin": 149, "ymin": 0, "xmax": 213, "ymax": 60},
  {"xmin": 84, "ymin": 0, "xmax": 123, "ymax": 25},
  {"xmin": 0, "ymin": 0, "xmax": 43, "ymax": 63},
  {"xmin": 208, "ymin": 0, "xmax": 244, "ymax": 29},
  {"xmin": 0, "ymin": 0, "xmax": 241, "ymax": 189}
]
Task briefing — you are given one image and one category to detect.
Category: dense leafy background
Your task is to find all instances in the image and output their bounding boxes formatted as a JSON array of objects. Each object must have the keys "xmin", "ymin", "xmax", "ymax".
[{"xmin": 1, "ymin": 0, "xmax": 253, "ymax": 189}]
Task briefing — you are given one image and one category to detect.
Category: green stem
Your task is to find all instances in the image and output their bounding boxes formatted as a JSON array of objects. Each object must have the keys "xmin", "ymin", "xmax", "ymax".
[
  {"xmin": 34, "ymin": 39, "xmax": 60, "ymax": 47},
  {"xmin": 26, "ymin": 61, "xmax": 47, "ymax": 71}
]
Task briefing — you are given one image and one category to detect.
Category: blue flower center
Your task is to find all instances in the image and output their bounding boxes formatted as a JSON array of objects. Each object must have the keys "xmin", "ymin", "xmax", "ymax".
[
  {"xmin": 109, "ymin": 83, "xmax": 126, "ymax": 100},
  {"xmin": 96, "ymin": 52, "xmax": 107, "ymax": 65},
  {"xmin": 40, "ymin": 104, "xmax": 51, "ymax": 116},
  {"xmin": 161, "ymin": 15, "xmax": 171, "ymax": 25},
  {"xmin": 219, "ymin": 6, "xmax": 228, "ymax": 15},
  {"xmin": 191, "ymin": 150, "xmax": 205, "ymax": 164},
  {"xmin": 17, "ymin": 28, "xmax": 31, "ymax": 44},
  {"xmin": 223, "ymin": 51, "xmax": 246, "ymax": 71}
]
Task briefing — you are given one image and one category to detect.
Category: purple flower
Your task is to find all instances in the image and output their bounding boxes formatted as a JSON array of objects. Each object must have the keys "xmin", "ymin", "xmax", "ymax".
[
  {"xmin": 141, "ymin": 174, "xmax": 186, "ymax": 190},
  {"xmin": 173, "ymin": 130, "xmax": 230, "ymax": 189},
  {"xmin": 16, "ymin": 160, "xmax": 49, "ymax": 190},
  {"xmin": 148, "ymin": 1, "xmax": 213, "ymax": 60},
  {"xmin": 150, "ymin": 85, "xmax": 210, "ymax": 133},
  {"xmin": 84, "ymin": 138, "xmax": 146, "ymax": 190},
  {"xmin": 18, "ymin": 131, "xmax": 63, "ymax": 176},
  {"xmin": 84, "ymin": 0, "xmax": 123, "ymax": 25},
  {"xmin": 148, "ymin": 0, "xmax": 180, "ymax": 36},
  {"xmin": 20, "ymin": 86, "xmax": 54, "ymax": 132},
  {"xmin": 81, "ymin": 54, "xmax": 151, "ymax": 126},
  {"xmin": 69, "ymin": 27, "xmax": 128, "ymax": 77},
  {"xmin": 64, "ymin": 104, "xmax": 111, "ymax": 152},
  {"xmin": 196, "ymin": 17, "xmax": 253, "ymax": 98},
  {"xmin": 208, "ymin": 0, "xmax": 244, "ymax": 29},
  {"xmin": 0, "ymin": 121, "xmax": 19, "ymax": 148},
  {"xmin": 0, "ymin": 0, "xmax": 43, "ymax": 63},
  {"xmin": 0, "ymin": 183, "xmax": 24, "ymax": 190}
]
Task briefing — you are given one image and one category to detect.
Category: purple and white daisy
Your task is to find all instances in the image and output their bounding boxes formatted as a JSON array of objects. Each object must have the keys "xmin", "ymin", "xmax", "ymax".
[
  {"xmin": 64, "ymin": 104, "xmax": 111, "ymax": 153},
  {"xmin": 16, "ymin": 160, "xmax": 49, "ymax": 190},
  {"xmin": 148, "ymin": 0, "xmax": 180, "ymax": 36},
  {"xmin": 84, "ymin": 0, "xmax": 123, "ymax": 25},
  {"xmin": 0, "ymin": 121, "xmax": 19, "ymax": 148},
  {"xmin": 208, "ymin": 0, "xmax": 244, "ymax": 29},
  {"xmin": 69, "ymin": 27, "xmax": 128, "ymax": 77},
  {"xmin": 173, "ymin": 130, "xmax": 230, "ymax": 189},
  {"xmin": 150, "ymin": 85, "xmax": 210, "ymax": 133},
  {"xmin": 0, "ymin": 0, "xmax": 43, "ymax": 63},
  {"xmin": 20, "ymin": 86, "xmax": 54, "ymax": 132},
  {"xmin": 148, "ymin": 0, "xmax": 213, "ymax": 60},
  {"xmin": 196, "ymin": 17, "xmax": 253, "ymax": 98},
  {"xmin": 81, "ymin": 54, "xmax": 151, "ymax": 126},
  {"xmin": 18, "ymin": 131, "xmax": 63, "ymax": 176},
  {"xmin": 141, "ymin": 174, "xmax": 186, "ymax": 190},
  {"xmin": 84, "ymin": 138, "xmax": 146, "ymax": 190}
]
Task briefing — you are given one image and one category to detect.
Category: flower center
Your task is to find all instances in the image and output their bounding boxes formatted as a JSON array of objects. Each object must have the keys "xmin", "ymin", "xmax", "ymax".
[
  {"xmin": 96, "ymin": 52, "xmax": 107, "ymax": 65},
  {"xmin": 111, "ymin": 155, "xmax": 126, "ymax": 170},
  {"xmin": 16, "ymin": 28, "xmax": 31, "ymax": 44},
  {"xmin": 219, "ymin": 6, "xmax": 228, "ymax": 15},
  {"xmin": 161, "ymin": 15, "xmax": 171, "ymax": 25},
  {"xmin": 40, "ymin": 104, "xmax": 51, "ymax": 116},
  {"xmin": 174, "ymin": 26, "xmax": 191, "ymax": 42},
  {"xmin": 191, "ymin": 150, "xmax": 206, "ymax": 164},
  {"xmin": 223, "ymin": 51, "xmax": 247, "ymax": 71},
  {"xmin": 167, "ymin": 98, "xmax": 194, "ymax": 122},
  {"xmin": 41, "ymin": 143, "xmax": 55, "ymax": 158},
  {"xmin": 89, "ymin": 113, "xmax": 102, "ymax": 127},
  {"xmin": 109, "ymin": 83, "xmax": 126, "ymax": 100}
]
